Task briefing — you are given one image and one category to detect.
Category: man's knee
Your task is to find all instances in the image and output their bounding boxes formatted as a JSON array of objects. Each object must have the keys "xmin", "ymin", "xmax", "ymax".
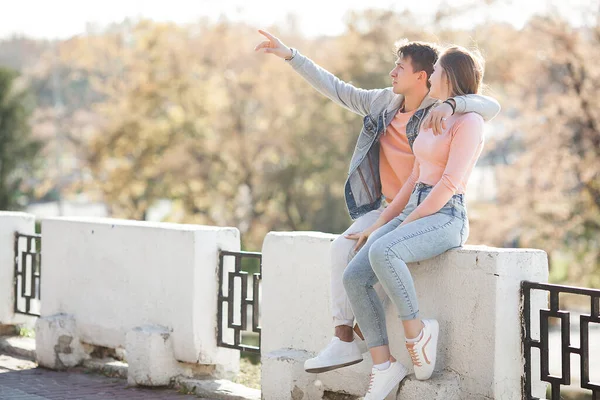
[{"xmin": 331, "ymin": 235, "xmax": 356, "ymax": 267}]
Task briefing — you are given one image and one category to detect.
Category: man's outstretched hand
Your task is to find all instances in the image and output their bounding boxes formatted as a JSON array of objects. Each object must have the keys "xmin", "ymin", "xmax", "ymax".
[{"xmin": 254, "ymin": 29, "xmax": 293, "ymax": 59}]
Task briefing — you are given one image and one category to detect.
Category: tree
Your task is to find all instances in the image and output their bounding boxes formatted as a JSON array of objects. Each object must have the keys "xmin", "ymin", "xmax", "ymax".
[
  {"xmin": 0, "ymin": 67, "xmax": 43, "ymax": 210},
  {"xmin": 11, "ymin": 10, "xmax": 600, "ymax": 286},
  {"xmin": 471, "ymin": 13, "xmax": 600, "ymax": 287},
  {"xmin": 64, "ymin": 21, "xmax": 210, "ymax": 220}
]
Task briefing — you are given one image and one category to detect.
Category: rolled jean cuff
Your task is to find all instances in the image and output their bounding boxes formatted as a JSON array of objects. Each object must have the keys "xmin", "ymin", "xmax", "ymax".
[
  {"xmin": 366, "ymin": 338, "xmax": 389, "ymax": 349},
  {"xmin": 333, "ymin": 318, "xmax": 354, "ymax": 328},
  {"xmin": 400, "ymin": 311, "xmax": 420, "ymax": 321}
]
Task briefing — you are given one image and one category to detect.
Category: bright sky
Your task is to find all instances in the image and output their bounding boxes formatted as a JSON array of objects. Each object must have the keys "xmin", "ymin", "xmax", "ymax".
[{"xmin": 0, "ymin": 0, "xmax": 595, "ymax": 40}]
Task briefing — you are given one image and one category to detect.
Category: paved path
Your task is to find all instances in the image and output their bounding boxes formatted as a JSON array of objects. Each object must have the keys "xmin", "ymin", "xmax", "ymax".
[{"xmin": 0, "ymin": 354, "xmax": 202, "ymax": 400}]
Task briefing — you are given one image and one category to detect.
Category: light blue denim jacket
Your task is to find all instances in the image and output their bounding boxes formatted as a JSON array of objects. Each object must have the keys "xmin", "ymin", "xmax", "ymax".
[{"xmin": 286, "ymin": 49, "xmax": 501, "ymax": 220}]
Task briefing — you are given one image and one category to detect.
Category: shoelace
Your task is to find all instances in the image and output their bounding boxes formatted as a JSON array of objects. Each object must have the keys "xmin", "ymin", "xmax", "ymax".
[
  {"xmin": 367, "ymin": 372, "xmax": 375, "ymax": 392},
  {"xmin": 406, "ymin": 343, "xmax": 423, "ymax": 367}
]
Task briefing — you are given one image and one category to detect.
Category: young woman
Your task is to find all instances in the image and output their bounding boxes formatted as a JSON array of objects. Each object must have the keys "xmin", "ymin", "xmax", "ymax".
[{"xmin": 343, "ymin": 46, "xmax": 490, "ymax": 399}]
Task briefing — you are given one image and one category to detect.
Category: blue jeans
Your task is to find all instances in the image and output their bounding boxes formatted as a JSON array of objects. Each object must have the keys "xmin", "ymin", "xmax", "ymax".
[{"xmin": 342, "ymin": 183, "xmax": 469, "ymax": 348}]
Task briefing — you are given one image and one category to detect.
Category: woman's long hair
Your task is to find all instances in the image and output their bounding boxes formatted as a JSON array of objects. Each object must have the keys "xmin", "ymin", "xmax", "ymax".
[{"xmin": 439, "ymin": 46, "xmax": 485, "ymax": 96}]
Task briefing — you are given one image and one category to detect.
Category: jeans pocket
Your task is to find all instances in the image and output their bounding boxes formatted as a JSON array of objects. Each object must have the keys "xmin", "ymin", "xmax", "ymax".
[
  {"xmin": 438, "ymin": 206, "xmax": 455, "ymax": 217},
  {"xmin": 438, "ymin": 201, "xmax": 458, "ymax": 217}
]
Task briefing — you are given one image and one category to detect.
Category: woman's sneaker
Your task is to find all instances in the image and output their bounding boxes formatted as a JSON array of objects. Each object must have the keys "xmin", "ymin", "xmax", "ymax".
[
  {"xmin": 364, "ymin": 361, "xmax": 408, "ymax": 400},
  {"xmin": 304, "ymin": 337, "xmax": 363, "ymax": 373},
  {"xmin": 405, "ymin": 319, "xmax": 439, "ymax": 380}
]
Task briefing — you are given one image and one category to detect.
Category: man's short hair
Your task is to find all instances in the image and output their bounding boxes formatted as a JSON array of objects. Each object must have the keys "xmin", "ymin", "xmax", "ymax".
[{"xmin": 395, "ymin": 40, "xmax": 439, "ymax": 87}]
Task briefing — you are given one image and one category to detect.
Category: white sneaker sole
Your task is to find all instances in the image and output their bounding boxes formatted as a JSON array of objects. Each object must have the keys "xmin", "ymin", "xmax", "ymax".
[{"xmin": 304, "ymin": 356, "xmax": 363, "ymax": 373}]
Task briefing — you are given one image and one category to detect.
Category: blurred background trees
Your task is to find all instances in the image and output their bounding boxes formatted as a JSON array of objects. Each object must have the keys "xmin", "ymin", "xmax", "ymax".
[
  {"xmin": 1, "ymin": 3, "xmax": 598, "ymax": 286},
  {"xmin": 0, "ymin": 67, "xmax": 43, "ymax": 210}
]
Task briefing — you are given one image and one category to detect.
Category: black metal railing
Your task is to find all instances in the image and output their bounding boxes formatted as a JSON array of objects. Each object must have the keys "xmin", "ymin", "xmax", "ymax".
[
  {"xmin": 14, "ymin": 232, "xmax": 42, "ymax": 317},
  {"xmin": 522, "ymin": 280, "xmax": 600, "ymax": 400},
  {"xmin": 217, "ymin": 250, "xmax": 262, "ymax": 353}
]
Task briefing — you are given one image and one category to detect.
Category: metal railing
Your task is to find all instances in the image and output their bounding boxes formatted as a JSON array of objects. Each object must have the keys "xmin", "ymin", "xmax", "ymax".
[
  {"xmin": 217, "ymin": 250, "xmax": 262, "ymax": 353},
  {"xmin": 522, "ymin": 280, "xmax": 600, "ymax": 400},
  {"xmin": 14, "ymin": 232, "xmax": 42, "ymax": 317}
]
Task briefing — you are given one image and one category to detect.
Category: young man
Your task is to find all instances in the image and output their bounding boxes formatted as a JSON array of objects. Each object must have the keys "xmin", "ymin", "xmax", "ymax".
[{"xmin": 255, "ymin": 30, "xmax": 500, "ymax": 373}]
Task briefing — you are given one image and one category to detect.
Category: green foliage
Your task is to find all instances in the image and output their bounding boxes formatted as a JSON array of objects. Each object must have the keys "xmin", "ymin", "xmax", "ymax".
[{"xmin": 0, "ymin": 67, "xmax": 43, "ymax": 210}]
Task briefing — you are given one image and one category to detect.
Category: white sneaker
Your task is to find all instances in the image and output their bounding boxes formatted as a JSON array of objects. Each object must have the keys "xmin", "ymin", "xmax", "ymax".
[
  {"xmin": 405, "ymin": 319, "xmax": 439, "ymax": 380},
  {"xmin": 364, "ymin": 361, "xmax": 408, "ymax": 400},
  {"xmin": 304, "ymin": 337, "xmax": 363, "ymax": 373}
]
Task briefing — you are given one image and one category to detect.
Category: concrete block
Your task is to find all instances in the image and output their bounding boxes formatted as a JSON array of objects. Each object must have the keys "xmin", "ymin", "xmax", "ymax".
[
  {"xmin": 35, "ymin": 313, "xmax": 87, "ymax": 369},
  {"xmin": 126, "ymin": 324, "xmax": 179, "ymax": 386}
]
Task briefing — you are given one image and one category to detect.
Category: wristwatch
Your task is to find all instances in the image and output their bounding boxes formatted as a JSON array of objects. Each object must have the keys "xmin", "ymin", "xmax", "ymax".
[{"xmin": 285, "ymin": 48, "xmax": 297, "ymax": 61}]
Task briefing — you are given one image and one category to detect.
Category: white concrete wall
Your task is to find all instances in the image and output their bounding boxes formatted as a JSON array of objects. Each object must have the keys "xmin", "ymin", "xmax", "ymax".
[
  {"xmin": 261, "ymin": 232, "xmax": 549, "ymax": 400},
  {"xmin": 261, "ymin": 232, "xmax": 337, "ymax": 355},
  {"xmin": 41, "ymin": 217, "xmax": 240, "ymax": 374},
  {"xmin": 0, "ymin": 211, "xmax": 37, "ymax": 326}
]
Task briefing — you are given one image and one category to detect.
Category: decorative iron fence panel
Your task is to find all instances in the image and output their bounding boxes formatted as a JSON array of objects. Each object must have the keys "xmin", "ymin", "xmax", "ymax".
[
  {"xmin": 217, "ymin": 250, "xmax": 262, "ymax": 353},
  {"xmin": 522, "ymin": 280, "xmax": 600, "ymax": 400},
  {"xmin": 14, "ymin": 232, "xmax": 42, "ymax": 317}
]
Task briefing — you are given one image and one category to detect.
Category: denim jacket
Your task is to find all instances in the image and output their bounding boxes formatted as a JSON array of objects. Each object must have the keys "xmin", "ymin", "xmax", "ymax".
[{"xmin": 286, "ymin": 50, "xmax": 501, "ymax": 220}]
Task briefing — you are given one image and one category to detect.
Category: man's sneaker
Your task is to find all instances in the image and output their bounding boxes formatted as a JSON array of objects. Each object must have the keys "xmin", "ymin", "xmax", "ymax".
[
  {"xmin": 364, "ymin": 361, "xmax": 408, "ymax": 400},
  {"xmin": 405, "ymin": 319, "xmax": 439, "ymax": 380},
  {"xmin": 304, "ymin": 337, "xmax": 363, "ymax": 373}
]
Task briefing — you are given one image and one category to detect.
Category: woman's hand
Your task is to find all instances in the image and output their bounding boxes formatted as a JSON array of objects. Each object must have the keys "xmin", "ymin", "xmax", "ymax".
[
  {"xmin": 254, "ymin": 29, "xmax": 293, "ymax": 59},
  {"xmin": 422, "ymin": 102, "xmax": 453, "ymax": 136},
  {"xmin": 345, "ymin": 224, "xmax": 379, "ymax": 252}
]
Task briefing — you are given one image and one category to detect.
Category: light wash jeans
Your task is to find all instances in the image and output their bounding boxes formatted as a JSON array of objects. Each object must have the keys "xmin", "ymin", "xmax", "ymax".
[
  {"xmin": 330, "ymin": 205, "xmax": 388, "ymax": 328},
  {"xmin": 342, "ymin": 183, "xmax": 469, "ymax": 348}
]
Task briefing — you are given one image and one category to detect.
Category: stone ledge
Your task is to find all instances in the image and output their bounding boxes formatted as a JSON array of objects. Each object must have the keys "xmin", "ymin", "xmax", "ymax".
[
  {"xmin": 0, "ymin": 335, "xmax": 36, "ymax": 360},
  {"xmin": 262, "ymin": 348, "xmax": 468, "ymax": 399},
  {"xmin": 82, "ymin": 357, "xmax": 128, "ymax": 379},
  {"xmin": 397, "ymin": 370, "xmax": 462, "ymax": 400},
  {"xmin": 175, "ymin": 377, "xmax": 261, "ymax": 400}
]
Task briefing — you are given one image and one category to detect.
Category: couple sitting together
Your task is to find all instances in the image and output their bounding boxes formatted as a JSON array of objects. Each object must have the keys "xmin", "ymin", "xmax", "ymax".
[{"xmin": 255, "ymin": 29, "xmax": 500, "ymax": 399}]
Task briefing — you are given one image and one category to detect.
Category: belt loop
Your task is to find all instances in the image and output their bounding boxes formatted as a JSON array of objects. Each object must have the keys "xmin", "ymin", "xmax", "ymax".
[{"xmin": 417, "ymin": 190, "xmax": 423, "ymax": 205}]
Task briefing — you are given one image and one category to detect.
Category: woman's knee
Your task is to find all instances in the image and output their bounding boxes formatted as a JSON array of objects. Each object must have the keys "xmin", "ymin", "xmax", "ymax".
[
  {"xmin": 368, "ymin": 237, "xmax": 391, "ymax": 268},
  {"xmin": 368, "ymin": 236, "xmax": 409, "ymax": 274}
]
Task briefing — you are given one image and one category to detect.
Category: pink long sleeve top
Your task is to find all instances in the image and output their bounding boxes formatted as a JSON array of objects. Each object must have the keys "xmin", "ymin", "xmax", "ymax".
[{"xmin": 380, "ymin": 112, "xmax": 485, "ymax": 223}]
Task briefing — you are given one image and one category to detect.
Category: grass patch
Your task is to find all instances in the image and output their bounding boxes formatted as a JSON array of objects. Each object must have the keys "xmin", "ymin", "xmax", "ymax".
[
  {"xmin": 19, "ymin": 326, "xmax": 35, "ymax": 338},
  {"xmin": 235, "ymin": 357, "xmax": 260, "ymax": 389}
]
